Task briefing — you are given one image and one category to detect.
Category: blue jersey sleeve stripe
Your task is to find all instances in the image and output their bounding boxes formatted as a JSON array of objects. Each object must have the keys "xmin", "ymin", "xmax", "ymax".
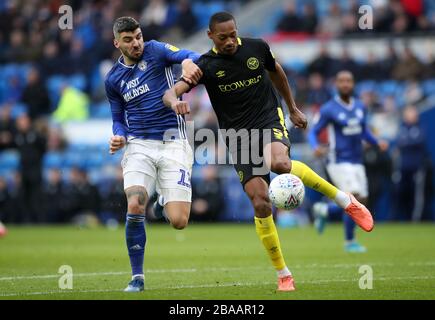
[{"xmin": 164, "ymin": 66, "xmax": 186, "ymax": 139}]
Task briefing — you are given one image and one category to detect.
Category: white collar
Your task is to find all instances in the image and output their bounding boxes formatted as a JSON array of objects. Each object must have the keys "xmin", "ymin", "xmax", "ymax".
[
  {"xmin": 335, "ymin": 95, "xmax": 355, "ymax": 110},
  {"xmin": 118, "ymin": 56, "xmax": 135, "ymax": 69}
]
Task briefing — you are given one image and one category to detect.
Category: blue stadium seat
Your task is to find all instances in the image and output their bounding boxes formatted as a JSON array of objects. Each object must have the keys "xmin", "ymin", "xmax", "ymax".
[
  {"xmin": 379, "ymin": 80, "xmax": 400, "ymax": 96},
  {"xmin": 90, "ymin": 101, "xmax": 111, "ymax": 119},
  {"xmin": 0, "ymin": 150, "xmax": 20, "ymax": 170},
  {"xmin": 284, "ymin": 60, "xmax": 307, "ymax": 73},
  {"xmin": 47, "ymin": 75, "xmax": 66, "ymax": 108},
  {"xmin": 85, "ymin": 151, "xmax": 104, "ymax": 169},
  {"xmin": 220, "ymin": 168, "xmax": 253, "ymax": 221},
  {"xmin": 9, "ymin": 103, "xmax": 28, "ymax": 119},
  {"xmin": 69, "ymin": 74, "xmax": 87, "ymax": 91},
  {"xmin": 422, "ymin": 79, "xmax": 435, "ymax": 96},
  {"xmin": 355, "ymin": 80, "xmax": 376, "ymax": 95},
  {"xmin": 43, "ymin": 152, "xmax": 64, "ymax": 169}
]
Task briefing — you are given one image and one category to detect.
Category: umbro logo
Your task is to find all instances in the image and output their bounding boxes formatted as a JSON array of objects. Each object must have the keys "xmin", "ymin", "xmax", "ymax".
[
  {"xmin": 216, "ymin": 70, "xmax": 225, "ymax": 78},
  {"xmin": 130, "ymin": 244, "xmax": 143, "ymax": 250}
]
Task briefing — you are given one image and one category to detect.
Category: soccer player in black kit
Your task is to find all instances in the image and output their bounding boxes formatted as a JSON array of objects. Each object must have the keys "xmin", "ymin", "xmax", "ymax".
[{"xmin": 163, "ymin": 12, "xmax": 374, "ymax": 292}]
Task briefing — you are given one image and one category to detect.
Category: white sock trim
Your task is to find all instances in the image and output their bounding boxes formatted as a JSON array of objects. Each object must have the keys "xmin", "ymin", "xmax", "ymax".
[
  {"xmin": 334, "ymin": 191, "xmax": 351, "ymax": 209},
  {"xmin": 277, "ymin": 266, "xmax": 292, "ymax": 278},
  {"xmin": 132, "ymin": 274, "xmax": 144, "ymax": 280}
]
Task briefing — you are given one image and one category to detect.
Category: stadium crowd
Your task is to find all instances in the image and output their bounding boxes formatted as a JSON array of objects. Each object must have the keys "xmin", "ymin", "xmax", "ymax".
[
  {"xmin": 275, "ymin": 0, "xmax": 435, "ymax": 37},
  {"xmin": 0, "ymin": 0, "xmax": 434, "ymax": 224}
]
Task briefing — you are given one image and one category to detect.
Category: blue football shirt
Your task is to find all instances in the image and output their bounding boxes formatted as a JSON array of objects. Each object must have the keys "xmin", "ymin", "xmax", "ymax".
[{"xmin": 105, "ymin": 40, "xmax": 200, "ymax": 140}]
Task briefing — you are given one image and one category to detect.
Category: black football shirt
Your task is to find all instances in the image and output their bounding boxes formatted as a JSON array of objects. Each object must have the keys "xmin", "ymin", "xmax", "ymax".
[{"xmin": 195, "ymin": 37, "xmax": 283, "ymax": 131}]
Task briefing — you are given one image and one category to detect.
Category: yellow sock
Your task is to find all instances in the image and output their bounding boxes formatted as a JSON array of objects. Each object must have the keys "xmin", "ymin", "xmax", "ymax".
[
  {"xmin": 291, "ymin": 160, "xmax": 338, "ymax": 199},
  {"xmin": 254, "ymin": 215, "xmax": 286, "ymax": 271}
]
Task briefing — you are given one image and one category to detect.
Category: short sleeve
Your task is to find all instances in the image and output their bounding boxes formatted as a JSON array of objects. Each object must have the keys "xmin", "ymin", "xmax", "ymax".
[{"xmin": 261, "ymin": 40, "xmax": 277, "ymax": 72}]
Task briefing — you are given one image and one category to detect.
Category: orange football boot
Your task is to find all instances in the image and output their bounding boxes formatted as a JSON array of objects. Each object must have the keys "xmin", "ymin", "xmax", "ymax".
[
  {"xmin": 277, "ymin": 275, "xmax": 296, "ymax": 292},
  {"xmin": 344, "ymin": 193, "xmax": 374, "ymax": 232}
]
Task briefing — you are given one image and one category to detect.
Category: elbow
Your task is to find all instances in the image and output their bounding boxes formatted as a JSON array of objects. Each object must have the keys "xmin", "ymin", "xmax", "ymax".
[{"xmin": 162, "ymin": 90, "xmax": 171, "ymax": 107}]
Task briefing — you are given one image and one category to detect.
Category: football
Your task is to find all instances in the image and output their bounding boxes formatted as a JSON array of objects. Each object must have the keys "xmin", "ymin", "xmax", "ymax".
[{"xmin": 268, "ymin": 174, "xmax": 305, "ymax": 210}]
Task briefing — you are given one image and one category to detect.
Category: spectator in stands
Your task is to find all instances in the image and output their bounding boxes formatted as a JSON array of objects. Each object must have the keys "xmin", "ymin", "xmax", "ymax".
[
  {"xmin": 392, "ymin": 47, "xmax": 424, "ymax": 81},
  {"xmin": 361, "ymin": 90, "xmax": 382, "ymax": 113},
  {"xmin": 300, "ymin": 3, "xmax": 318, "ymax": 34},
  {"xmin": 380, "ymin": 44, "xmax": 399, "ymax": 79},
  {"xmin": 100, "ymin": 167, "xmax": 127, "ymax": 223},
  {"xmin": 0, "ymin": 177, "xmax": 11, "ymax": 223},
  {"xmin": 21, "ymin": 68, "xmax": 51, "ymax": 120},
  {"xmin": 13, "ymin": 113, "xmax": 47, "ymax": 223},
  {"xmin": 26, "ymin": 29, "xmax": 44, "ymax": 62},
  {"xmin": 64, "ymin": 37, "xmax": 93, "ymax": 81},
  {"xmin": 393, "ymin": 105, "xmax": 429, "ymax": 221},
  {"xmin": 337, "ymin": 48, "xmax": 360, "ymax": 79},
  {"xmin": 341, "ymin": 0, "xmax": 360, "ymax": 36},
  {"xmin": 43, "ymin": 168, "xmax": 68, "ymax": 223},
  {"xmin": 140, "ymin": 0, "xmax": 169, "ymax": 41},
  {"xmin": 372, "ymin": 0, "xmax": 395, "ymax": 33},
  {"xmin": 307, "ymin": 45, "xmax": 337, "ymax": 79},
  {"xmin": 46, "ymin": 125, "xmax": 68, "ymax": 152},
  {"xmin": 379, "ymin": 0, "xmax": 413, "ymax": 35},
  {"xmin": 363, "ymin": 142, "xmax": 393, "ymax": 212},
  {"xmin": 64, "ymin": 167, "xmax": 101, "ymax": 221},
  {"xmin": 276, "ymin": 1, "xmax": 301, "ymax": 33},
  {"xmin": 174, "ymin": 0, "xmax": 198, "ymax": 37},
  {"xmin": 53, "ymin": 86, "xmax": 89, "ymax": 123},
  {"xmin": 0, "ymin": 105, "xmax": 15, "ymax": 151},
  {"xmin": 360, "ymin": 52, "xmax": 382, "ymax": 80},
  {"xmin": 404, "ymin": 81, "xmax": 424, "ymax": 105},
  {"xmin": 191, "ymin": 165, "xmax": 223, "ymax": 222},
  {"xmin": 400, "ymin": 0, "xmax": 424, "ymax": 31},
  {"xmin": 39, "ymin": 41, "xmax": 65, "ymax": 78},
  {"xmin": 3, "ymin": 29, "xmax": 28, "ymax": 63},
  {"xmin": 423, "ymin": 53, "xmax": 435, "ymax": 79},
  {"xmin": 306, "ymin": 73, "xmax": 331, "ymax": 106},
  {"xmin": 317, "ymin": 2, "xmax": 343, "ymax": 36}
]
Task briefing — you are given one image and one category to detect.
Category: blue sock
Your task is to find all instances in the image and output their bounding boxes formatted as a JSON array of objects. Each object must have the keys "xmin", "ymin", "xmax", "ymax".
[
  {"xmin": 327, "ymin": 203, "xmax": 355, "ymax": 241},
  {"xmin": 126, "ymin": 213, "xmax": 146, "ymax": 277},
  {"xmin": 327, "ymin": 202, "xmax": 343, "ymax": 217},
  {"xmin": 343, "ymin": 212, "xmax": 356, "ymax": 242}
]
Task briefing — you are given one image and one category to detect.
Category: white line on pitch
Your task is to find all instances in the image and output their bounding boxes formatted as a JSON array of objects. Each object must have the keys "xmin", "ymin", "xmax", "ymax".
[
  {"xmin": 1, "ymin": 261, "xmax": 434, "ymax": 282},
  {"xmin": 1, "ymin": 275, "xmax": 435, "ymax": 298},
  {"xmin": 0, "ymin": 268, "xmax": 197, "ymax": 281}
]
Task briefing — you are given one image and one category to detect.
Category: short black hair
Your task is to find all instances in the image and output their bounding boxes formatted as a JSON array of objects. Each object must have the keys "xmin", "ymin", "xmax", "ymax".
[
  {"xmin": 209, "ymin": 12, "xmax": 236, "ymax": 31},
  {"xmin": 113, "ymin": 16, "xmax": 140, "ymax": 38}
]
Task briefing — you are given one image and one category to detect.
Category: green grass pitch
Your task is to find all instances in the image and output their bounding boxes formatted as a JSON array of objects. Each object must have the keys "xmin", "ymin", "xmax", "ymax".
[{"xmin": 0, "ymin": 223, "xmax": 434, "ymax": 300}]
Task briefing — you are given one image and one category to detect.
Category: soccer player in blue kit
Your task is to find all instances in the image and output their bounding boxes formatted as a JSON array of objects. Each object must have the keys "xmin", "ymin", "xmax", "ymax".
[
  {"xmin": 105, "ymin": 17, "xmax": 202, "ymax": 292},
  {"xmin": 309, "ymin": 71, "xmax": 388, "ymax": 253}
]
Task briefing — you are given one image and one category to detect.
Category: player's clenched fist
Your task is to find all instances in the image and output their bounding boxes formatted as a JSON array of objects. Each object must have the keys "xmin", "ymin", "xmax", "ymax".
[
  {"xmin": 289, "ymin": 108, "xmax": 308, "ymax": 130},
  {"xmin": 109, "ymin": 135, "xmax": 126, "ymax": 154},
  {"xmin": 181, "ymin": 59, "xmax": 203, "ymax": 85},
  {"xmin": 171, "ymin": 101, "xmax": 190, "ymax": 115}
]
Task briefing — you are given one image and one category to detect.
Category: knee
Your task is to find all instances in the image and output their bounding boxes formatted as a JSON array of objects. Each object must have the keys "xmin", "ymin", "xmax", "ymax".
[
  {"xmin": 127, "ymin": 199, "xmax": 145, "ymax": 214},
  {"xmin": 171, "ymin": 216, "xmax": 189, "ymax": 230},
  {"xmin": 271, "ymin": 158, "xmax": 292, "ymax": 174},
  {"xmin": 251, "ymin": 194, "xmax": 271, "ymax": 214}
]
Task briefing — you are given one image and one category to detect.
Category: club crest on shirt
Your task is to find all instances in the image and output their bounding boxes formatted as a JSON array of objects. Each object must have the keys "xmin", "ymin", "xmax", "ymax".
[
  {"xmin": 247, "ymin": 57, "xmax": 259, "ymax": 70},
  {"xmin": 138, "ymin": 60, "xmax": 147, "ymax": 71}
]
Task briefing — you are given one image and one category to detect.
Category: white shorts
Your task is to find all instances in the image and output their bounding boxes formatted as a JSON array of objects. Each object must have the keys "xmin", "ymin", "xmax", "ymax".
[
  {"xmin": 326, "ymin": 163, "xmax": 369, "ymax": 198},
  {"xmin": 122, "ymin": 138, "xmax": 193, "ymax": 204}
]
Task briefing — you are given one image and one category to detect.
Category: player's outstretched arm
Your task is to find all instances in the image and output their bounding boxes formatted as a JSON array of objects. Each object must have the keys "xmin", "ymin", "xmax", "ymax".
[
  {"xmin": 181, "ymin": 59, "xmax": 203, "ymax": 85},
  {"xmin": 163, "ymin": 81, "xmax": 192, "ymax": 115},
  {"xmin": 268, "ymin": 62, "xmax": 307, "ymax": 130}
]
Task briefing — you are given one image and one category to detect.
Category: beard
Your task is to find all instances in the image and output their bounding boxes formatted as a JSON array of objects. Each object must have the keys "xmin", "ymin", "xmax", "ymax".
[{"xmin": 120, "ymin": 46, "xmax": 143, "ymax": 62}]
